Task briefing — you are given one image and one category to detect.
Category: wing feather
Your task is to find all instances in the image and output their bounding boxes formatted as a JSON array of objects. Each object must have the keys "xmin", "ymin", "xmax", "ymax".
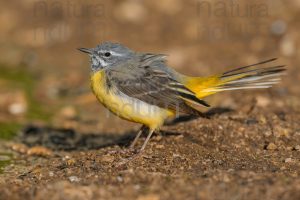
[{"xmin": 105, "ymin": 54, "xmax": 209, "ymax": 115}]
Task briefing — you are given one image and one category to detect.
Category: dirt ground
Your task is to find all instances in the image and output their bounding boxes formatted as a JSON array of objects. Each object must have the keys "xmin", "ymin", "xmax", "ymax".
[{"xmin": 0, "ymin": 0, "xmax": 300, "ymax": 200}]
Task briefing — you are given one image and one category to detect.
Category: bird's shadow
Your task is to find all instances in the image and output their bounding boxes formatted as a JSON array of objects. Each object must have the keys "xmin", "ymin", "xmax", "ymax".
[
  {"xmin": 165, "ymin": 107, "xmax": 233, "ymax": 125},
  {"xmin": 19, "ymin": 107, "xmax": 233, "ymax": 151}
]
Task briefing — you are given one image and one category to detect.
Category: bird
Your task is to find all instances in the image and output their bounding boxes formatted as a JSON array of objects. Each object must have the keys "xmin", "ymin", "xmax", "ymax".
[{"xmin": 78, "ymin": 42, "xmax": 286, "ymax": 152}]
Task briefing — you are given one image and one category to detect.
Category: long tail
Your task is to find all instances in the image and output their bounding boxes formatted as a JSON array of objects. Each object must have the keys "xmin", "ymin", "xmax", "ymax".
[{"xmin": 184, "ymin": 58, "xmax": 286, "ymax": 99}]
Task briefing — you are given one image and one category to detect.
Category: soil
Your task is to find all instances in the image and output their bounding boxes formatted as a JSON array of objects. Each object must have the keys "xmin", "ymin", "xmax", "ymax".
[
  {"xmin": 0, "ymin": 1, "xmax": 300, "ymax": 200},
  {"xmin": 1, "ymin": 94, "xmax": 300, "ymax": 200}
]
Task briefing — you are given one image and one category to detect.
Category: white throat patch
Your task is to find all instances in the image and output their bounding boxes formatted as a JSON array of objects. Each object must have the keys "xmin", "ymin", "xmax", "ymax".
[{"xmin": 91, "ymin": 55, "xmax": 108, "ymax": 67}]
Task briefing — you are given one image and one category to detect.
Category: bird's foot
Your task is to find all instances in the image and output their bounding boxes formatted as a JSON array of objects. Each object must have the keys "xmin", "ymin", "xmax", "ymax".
[{"xmin": 115, "ymin": 148, "xmax": 143, "ymax": 168}]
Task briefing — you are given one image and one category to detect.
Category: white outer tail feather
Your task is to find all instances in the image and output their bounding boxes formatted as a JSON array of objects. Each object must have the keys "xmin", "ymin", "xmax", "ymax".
[{"xmin": 202, "ymin": 58, "xmax": 286, "ymax": 93}]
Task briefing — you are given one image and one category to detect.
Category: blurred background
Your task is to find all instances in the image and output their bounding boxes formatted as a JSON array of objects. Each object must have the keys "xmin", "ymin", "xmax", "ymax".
[{"xmin": 0, "ymin": 0, "xmax": 299, "ymax": 138}]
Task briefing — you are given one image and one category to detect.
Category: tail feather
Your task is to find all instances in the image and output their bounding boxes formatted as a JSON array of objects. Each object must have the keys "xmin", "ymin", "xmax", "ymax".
[
  {"xmin": 222, "ymin": 58, "xmax": 278, "ymax": 75},
  {"xmin": 184, "ymin": 58, "xmax": 286, "ymax": 98}
]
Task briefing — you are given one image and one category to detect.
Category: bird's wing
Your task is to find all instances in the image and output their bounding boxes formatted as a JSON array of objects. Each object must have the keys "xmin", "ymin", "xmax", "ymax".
[{"xmin": 105, "ymin": 54, "xmax": 209, "ymax": 115}]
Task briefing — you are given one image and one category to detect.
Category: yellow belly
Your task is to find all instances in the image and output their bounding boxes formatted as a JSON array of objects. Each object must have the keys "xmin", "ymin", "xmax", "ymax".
[{"xmin": 90, "ymin": 70, "xmax": 173, "ymax": 129}]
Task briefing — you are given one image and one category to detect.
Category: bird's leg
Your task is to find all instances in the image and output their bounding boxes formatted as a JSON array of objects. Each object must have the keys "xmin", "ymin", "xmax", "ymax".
[
  {"xmin": 130, "ymin": 125, "xmax": 147, "ymax": 149},
  {"xmin": 116, "ymin": 128, "xmax": 155, "ymax": 167},
  {"xmin": 140, "ymin": 129, "xmax": 155, "ymax": 151}
]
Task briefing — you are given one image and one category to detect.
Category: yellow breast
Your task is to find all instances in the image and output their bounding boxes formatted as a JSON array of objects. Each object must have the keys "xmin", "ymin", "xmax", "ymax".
[{"xmin": 90, "ymin": 70, "xmax": 173, "ymax": 129}]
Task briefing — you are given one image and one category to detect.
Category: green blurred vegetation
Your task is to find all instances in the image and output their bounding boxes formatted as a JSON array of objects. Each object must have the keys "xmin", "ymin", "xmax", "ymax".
[
  {"xmin": 0, "ymin": 152, "xmax": 12, "ymax": 173},
  {"xmin": 0, "ymin": 122, "xmax": 22, "ymax": 140},
  {"xmin": 0, "ymin": 64, "xmax": 53, "ymax": 139},
  {"xmin": 0, "ymin": 65, "xmax": 52, "ymax": 120}
]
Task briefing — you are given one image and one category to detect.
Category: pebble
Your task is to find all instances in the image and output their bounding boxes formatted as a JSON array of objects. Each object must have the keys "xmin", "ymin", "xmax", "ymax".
[
  {"xmin": 116, "ymin": 176, "xmax": 123, "ymax": 182},
  {"xmin": 266, "ymin": 143, "xmax": 277, "ymax": 150},
  {"xmin": 294, "ymin": 145, "xmax": 300, "ymax": 151},
  {"xmin": 8, "ymin": 102, "xmax": 27, "ymax": 115},
  {"xmin": 175, "ymin": 135, "xmax": 184, "ymax": 140},
  {"xmin": 10, "ymin": 143, "xmax": 29, "ymax": 154},
  {"xmin": 256, "ymin": 96, "xmax": 270, "ymax": 107},
  {"xmin": 274, "ymin": 126, "xmax": 290, "ymax": 138},
  {"xmin": 287, "ymin": 146, "xmax": 293, "ymax": 151},
  {"xmin": 222, "ymin": 174, "xmax": 230, "ymax": 183},
  {"xmin": 10, "ymin": 143, "xmax": 53, "ymax": 157},
  {"xmin": 280, "ymin": 166, "xmax": 286, "ymax": 170},
  {"xmin": 285, "ymin": 158, "xmax": 293, "ymax": 163},
  {"xmin": 66, "ymin": 158, "xmax": 76, "ymax": 166},
  {"xmin": 258, "ymin": 115, "xmax": 267, "ymax": 124},
  {"xmin": 101, "ymin": 154, "xmax": 115, "ymax": 162},
  {"xmin": 0, "ymin": 90, "xmax": 27, "ymax": 116},
  {"xmin": 280, "ymin": 35, "xmax": 295, "ymax": 56},
  {"xmin": 68, "ymin": 176, "xmax": 81, "ymax": 182},
  {"xmin": 154, "ymin": 135, "xmax": 162, "ymax": 141},
  {"xmin": 155, "ymin": 144, "xmax": 164, "ymax": 149},
  {"xmin": 271, "ymin": 20, "xmax": 287, "ymax": 35},
  {"xmin": 134, "ymin": 184, "xmax": 141, "ymax": 190},
  {"xmin": 27, "ymin": 146, "xmax": 53, "ymax": 157},
  {"xmin": 264, "ymin": 130, "xmax": 272, "ymax": 137},
  {"xmin": 59, "ymin": 106, "xmax": 77, "ymax": 119}
]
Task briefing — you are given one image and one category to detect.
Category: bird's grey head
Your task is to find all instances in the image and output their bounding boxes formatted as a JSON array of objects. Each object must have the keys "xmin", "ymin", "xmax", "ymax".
[{"xmin": 78, "ymin": 42, "xmax": 134, "ymax": 72}]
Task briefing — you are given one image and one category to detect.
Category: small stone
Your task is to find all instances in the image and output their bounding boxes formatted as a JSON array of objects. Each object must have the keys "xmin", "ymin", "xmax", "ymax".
[
  {"xmin": 274, "ymin": 126, "xmax": 290, "ymax": 137},
  {"xmin": 0, "ymin": 90, "xmax": 27, "ymax": 116},
  {"xmin": 271, "ymin": 20, "xmax": 287, "ymax": 35},
  {"xmin": 59, "ymin": 106, "xmax": 77, "ymax": 119},
  {"xmin": 287, "ymin": 146, "xmax": 293, "ymax": 151},
  {"xmin": 116, "ymin": 176, "xmax": 123, "ymax": 182},
  {"xmin": 172, "ymin": 153, "xmax": 181, "ymax": 158},
  {"xmin": 154, "ymin": 135, "xmax": 162, "ymax": 141},
  {"xmin": 223, "ymin": 174, "xmax": 230, "ymax": 182},
  {"xmin": 10, "ymin": 143, "xmax": 28, "ymax": 154},
  {"xmin": 155, "ymin": 144, "xmax": 164, "ymax": 149},
  {"xmin": 134, "ymin": 184, "xmax": 141, "ymax": 190},
  {"xmin": 280, "ymin": 166, "xmax": 286, "ymax": 170},
  {"xmin": 68, "ymin": 176, "xmax": 80, "ymax": 182},
  {"xmin": 66, "ymin": 158, "xmax": 76, "ymax": 166},
  {"xmin": 264, "ymin": 130, "xmax": 272, "ymax": 137},
  {"xmin": 8, "ymin": 103, "xmax": 26, "ymax": 115},
  {"xmin": 49, "ymin": 171, "xmax": 54, "ymax": 177},
  {"xmin": 294, "ymin": 145, "xmax": 300, "ymax": 151},
  {"xmin": 256, "ymin": 96, "xmax": 270, "ymax": 107},
  {"xmin": 258, "ymin": 115, "xmax": 267, "ymax": 124},
  {"xmin": 101, "ymin": 154, "xmax": 114, "ymax": 162},
  {"xmin": 285, "ymin": 158, "xmax": 293, "ymax": 163},
  {"xmin": 175, "ymin": 135, "xmax": 184, "ymax": 140},
  {"xmin": 266, "ymin": 143, "xmax": 277, "ymax": 150},
  {"xmin": 64, "ymin": 155, "xmax": 71, "ymax": 160},
  {"xmin": 280, "ymin": 35, "xmax": 295, "ymax": 56},
  {"xmin": 27, "ymin": 146, "xmax": 53, "ymax": 157}
]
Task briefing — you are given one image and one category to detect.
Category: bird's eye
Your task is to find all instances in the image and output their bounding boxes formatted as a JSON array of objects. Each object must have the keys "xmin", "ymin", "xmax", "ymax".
[{"xmin": 104, "ymin": 52, "xmax": 111, "ymax": 57}]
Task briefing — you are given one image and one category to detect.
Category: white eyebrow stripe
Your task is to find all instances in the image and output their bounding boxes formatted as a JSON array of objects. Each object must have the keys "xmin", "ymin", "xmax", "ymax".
[{"xmin": 109, "ymin": 51, "xmax": 123, "ymax": 56}]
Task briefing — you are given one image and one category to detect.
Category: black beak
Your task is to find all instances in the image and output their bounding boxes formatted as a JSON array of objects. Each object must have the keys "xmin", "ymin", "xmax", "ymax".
[{"xmin": 78, "ymin": 48, "xmax": 93, "ymax": 54}]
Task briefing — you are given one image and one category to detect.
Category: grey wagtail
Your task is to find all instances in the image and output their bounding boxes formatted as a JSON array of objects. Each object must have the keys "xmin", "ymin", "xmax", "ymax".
[{"xmin": 78, "ymin": 42, "xmax": 285, "ymax": 152}]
